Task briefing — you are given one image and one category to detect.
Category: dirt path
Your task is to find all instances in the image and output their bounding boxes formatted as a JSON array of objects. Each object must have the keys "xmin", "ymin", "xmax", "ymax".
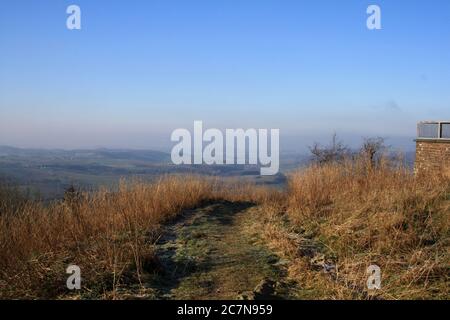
[{"xmin": 148, "ymin": 200, "xmax": 300, "ymax": 300}]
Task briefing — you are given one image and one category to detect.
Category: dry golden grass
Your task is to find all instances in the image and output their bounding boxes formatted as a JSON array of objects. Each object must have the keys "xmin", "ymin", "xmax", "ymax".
[
  {"xmin": 0, "ymin": 176, "xmax": 272, "ymax": 299},
  {"xmin": 282, "ymin": 157, "xmax": 450, "ymax": 299},
  {"xmin": 0, "ymin": 158, "xmax": 448, "ymax": 300}
]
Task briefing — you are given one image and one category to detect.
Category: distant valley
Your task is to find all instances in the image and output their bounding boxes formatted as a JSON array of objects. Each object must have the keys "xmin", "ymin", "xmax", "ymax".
[
  {"xmin": 0, "ymin": 146, "xmax": 415, "ymax": 201},
  {"xmin": 0, "ymin": 146, "xmax": 300, "ymax": 200}
]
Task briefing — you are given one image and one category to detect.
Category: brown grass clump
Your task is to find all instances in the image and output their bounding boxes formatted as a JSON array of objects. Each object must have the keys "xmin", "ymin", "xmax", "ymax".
[
  {"xmin": 285, "ymin": 157, "xmax": 450, "ymax": 299},
  {"xmin": 0, "ymin": 176, "xmax": 270, "ymax": 299}
]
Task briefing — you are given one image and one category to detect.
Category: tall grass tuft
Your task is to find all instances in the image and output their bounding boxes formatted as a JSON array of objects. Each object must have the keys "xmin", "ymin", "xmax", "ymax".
[{"xmin": 286, "ymin": 156, "xmax": 450, "ymax": 299}]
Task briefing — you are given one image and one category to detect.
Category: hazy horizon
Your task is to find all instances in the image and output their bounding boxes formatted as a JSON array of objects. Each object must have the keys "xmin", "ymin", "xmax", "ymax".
[
  {"xmin": 1, "ymin": 0, "xmax": 449, "ymax": 150},
  {"xmin": 0, "ymin": 131, "xmax": 417, "ymax": 154}
]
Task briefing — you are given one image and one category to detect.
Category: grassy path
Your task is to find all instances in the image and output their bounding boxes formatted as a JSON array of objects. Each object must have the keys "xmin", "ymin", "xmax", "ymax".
[{"xmin": 148, "ymin": 200, "xmax": 300, "ymax": 300}]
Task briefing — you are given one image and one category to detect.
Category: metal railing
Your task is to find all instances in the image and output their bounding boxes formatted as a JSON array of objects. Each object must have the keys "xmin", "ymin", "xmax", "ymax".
[{"xmin": 417, "ymin": 121, "xmax": 450, "ymax": 139}]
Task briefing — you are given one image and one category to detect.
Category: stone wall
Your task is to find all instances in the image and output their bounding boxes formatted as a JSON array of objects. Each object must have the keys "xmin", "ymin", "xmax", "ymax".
[{"xmin": 415, "ymin": 139, "xmax": 450, "ymax": 175}]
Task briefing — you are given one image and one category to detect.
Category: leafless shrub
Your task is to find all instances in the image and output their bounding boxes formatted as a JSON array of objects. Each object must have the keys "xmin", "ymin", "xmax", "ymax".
[
  {"xmin": 309, "ymin": 133, "xmax": 351, "ymax": 165},
  {"xmin": 360, "ymin": 137, "xmax": 387, "ymax": 169}
]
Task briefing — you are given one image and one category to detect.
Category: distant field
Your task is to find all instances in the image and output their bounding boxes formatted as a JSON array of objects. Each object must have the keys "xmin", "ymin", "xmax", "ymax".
[
  {"xmin": 0, "ymin": 146, "xmax": 415, "ymax": 201},
  {"xmin": 0, "ymin": 146, "xmax": 296, "ymax": 200}
]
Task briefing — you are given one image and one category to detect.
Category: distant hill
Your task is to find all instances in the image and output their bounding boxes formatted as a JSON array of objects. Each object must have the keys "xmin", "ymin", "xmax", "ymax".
[{"xmin": 0, "ymin": 146, "xmax": 171, "ymax": 162}]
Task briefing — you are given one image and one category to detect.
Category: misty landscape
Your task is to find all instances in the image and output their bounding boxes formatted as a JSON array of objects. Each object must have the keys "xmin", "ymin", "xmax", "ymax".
[
  {"xmin": 0, "ymin": 143, "xmax": 416, "ymax": 200},
  {"xmin": 0, "ymin": 0, "xmax": 449, "ymax": 304},
  {"xmin": 0, "ymin": 146, "xmax": 291, "ymax": 200}
]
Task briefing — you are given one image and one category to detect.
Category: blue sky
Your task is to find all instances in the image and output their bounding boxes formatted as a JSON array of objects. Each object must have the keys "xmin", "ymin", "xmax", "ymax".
[{"xmin": 0, "ymin": 0, "xmax": 449, "ymax": 150}]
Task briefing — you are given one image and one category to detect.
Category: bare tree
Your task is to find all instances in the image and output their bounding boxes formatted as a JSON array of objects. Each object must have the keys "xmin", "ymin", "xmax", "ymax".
[
  {"xmin": 309, "ymin": 133, "xmax": 350, "ymax": 164},
  {"xmin": 360, "ymin": 137, "xmax": 386, "ymax": 168}
]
